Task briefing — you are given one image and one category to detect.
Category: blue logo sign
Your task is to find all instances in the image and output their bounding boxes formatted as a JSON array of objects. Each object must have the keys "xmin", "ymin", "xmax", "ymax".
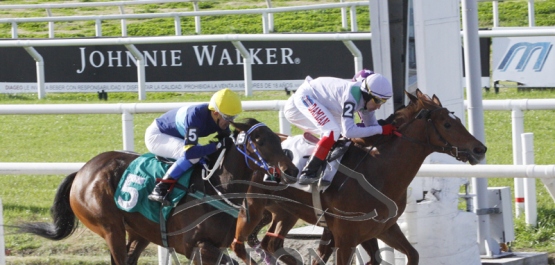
[{"xmin": 497, "ymin": 42, "xmax": 552, "ymax": 72}]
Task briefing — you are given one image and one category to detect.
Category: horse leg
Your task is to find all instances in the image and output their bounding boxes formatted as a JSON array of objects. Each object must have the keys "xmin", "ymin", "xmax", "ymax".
[
  {"xmin": 333, "ymin": 235, "xmax": 361, "ymax": 265},
  {"xmin": 126, "ymin": 231, "xmax": 150, "ymax": 265},
  {"xmin": 376, "ymin": 223, "xmax": 419, "ymax": 265},
  {"xmin": 260, "ymin": 207, "xmax": 300, "ymax": 265},
  {"xmin": 231, "ymin": 197, "xmax": 267, "ymax": 265},
  {"xmin": 311, "ymin": 228, "xmax": 335, "ymax": 265},
  {"xmin": 359, "ymin": 238, "xmax": 381, "ymax": 265},
  {"xmin": 193, "ymin": 241, "xmax": 238, "ymax": 265},
  {"xmin": 72, "ymin": 203, "xmax": 129, "ymax": 264}
]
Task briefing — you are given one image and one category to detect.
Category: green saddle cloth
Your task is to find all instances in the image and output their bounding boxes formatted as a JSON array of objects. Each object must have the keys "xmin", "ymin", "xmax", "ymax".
[{"xmin": 114, "ymin": 153, "xmax": 193, "ymax": 223}]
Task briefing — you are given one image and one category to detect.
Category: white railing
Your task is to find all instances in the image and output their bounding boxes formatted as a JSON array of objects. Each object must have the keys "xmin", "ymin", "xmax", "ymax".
[
  {"xmin": 1, "ymin": 98, "xmax": 554, "ymax": 169},
  {"xmin": 0, "ymin": 1, "xmax": 368, "ymax": 37},
  {"xmin": 0, "ymin": 100, "xmax": 290, "ymax": 152}
]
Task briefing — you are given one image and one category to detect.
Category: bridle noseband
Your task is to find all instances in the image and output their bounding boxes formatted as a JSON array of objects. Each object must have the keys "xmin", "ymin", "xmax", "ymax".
[{"xmin": 235, "ymin": 123, "xmax": 281, "ymax": 178}]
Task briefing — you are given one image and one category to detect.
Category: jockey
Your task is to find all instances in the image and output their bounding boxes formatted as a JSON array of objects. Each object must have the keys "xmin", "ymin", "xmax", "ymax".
[
  {"xmin": 283, "ymin": 69, "xmax": 395, "ymax": 185},
  {"xmin": 144, "ymin": 88, "xmax": 242, "ymax": 204}
]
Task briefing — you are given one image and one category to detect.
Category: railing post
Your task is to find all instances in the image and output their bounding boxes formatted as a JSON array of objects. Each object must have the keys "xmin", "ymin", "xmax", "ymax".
[
  {"xmin": 95, "ymin": 18, "xmax": 102, "ymax": 37},
  {"xmin": 46, "ymin": 9, "xmax": 54, "ymax": 38},
  {"xmin": 512, "ymin": 108, "xmax": 525, "ymax": 217},
  {"xmin": 278, "ymin": 108, "xmax": 291, "ymax": 135},
  {"xmin": 125, "ymin": 44, "xmax": 147, "ymax": 100},
  {"xmin": 174, "ymin": 16, "xmax": 182, "ymax": 36},
  {"xmin": 23, "ymin": 47, "xmax": 46, "ymax": 99},
  {"xmin": 119, "ymin": 6, "xmax": 127, "ymax": 37},
  {"xmin": 265, "ymin": 0, "xmax": 274, "ymax": 32},
  {"xmin": 340, "ymin": 0, "xmax": 348, "ymax": 29},
  {"xmin": 193, "ymin": 1, "xmax": 201, "ymax": 34},
  {"xmin": 232, "ymin": 41, "xmax": 252, "ymax": 97},
  {"xmin": 11, "ymin": 22, "xmax": 17, "ymax": 38},
  {"xmin": 122, "ymin": 110, "xmax": 134, "ymax": 151},
  {"xmin": 522, "ymin": 133, "xmax": 537, "ymax": 226},
  {"xmin": 350, "ymin": 5, "xmax": 358, "ymax": 32}
]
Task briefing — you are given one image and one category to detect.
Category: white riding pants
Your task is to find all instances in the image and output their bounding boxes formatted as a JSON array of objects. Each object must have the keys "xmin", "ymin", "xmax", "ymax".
[
  {"xmin": 144, "ymin": 120, "xmax": 184, "ymax": 160},
  {"xmin": 283, "ymin": 85, "xmax": 341, "ymax": 141}
]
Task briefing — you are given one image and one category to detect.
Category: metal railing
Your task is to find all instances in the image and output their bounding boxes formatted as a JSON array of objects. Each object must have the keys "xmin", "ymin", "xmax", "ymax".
[{"xmin": 0, "ymin": 1, "xmax": 368, "ymax": 37}]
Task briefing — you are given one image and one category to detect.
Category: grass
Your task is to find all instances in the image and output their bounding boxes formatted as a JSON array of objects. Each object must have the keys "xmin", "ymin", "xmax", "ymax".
[{"xmin": 1, "ymin": 0, "xmax": 555, "ymax": 263}]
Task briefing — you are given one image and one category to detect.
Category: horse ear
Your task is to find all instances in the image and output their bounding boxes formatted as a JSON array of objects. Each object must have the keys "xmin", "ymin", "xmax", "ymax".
[
  {"xmin": 405, "ymin": 90, "xmax": 418, "ymax": 103},
  {"xmin": 432, "ymin": 94, "xmax": 443, "ymax": 107},
  {"xmin": 415, "ymin": 88, "xmax": 424, "ymax": 98}
]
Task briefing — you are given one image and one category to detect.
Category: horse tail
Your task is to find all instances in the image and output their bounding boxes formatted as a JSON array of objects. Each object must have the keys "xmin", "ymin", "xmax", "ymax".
[{"xmin": 17, "ymin": 172, "xmax": 79, "ymax": 240}]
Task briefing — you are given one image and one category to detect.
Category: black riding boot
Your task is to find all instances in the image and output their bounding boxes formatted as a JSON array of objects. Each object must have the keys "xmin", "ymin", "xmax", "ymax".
[
  {"xmin": 298, "ymin": 155, "xmax": 325, "ymax": 185},
  {"xmin": 148, "ymin": 181, "xmax": 172, "ymax": 205}
]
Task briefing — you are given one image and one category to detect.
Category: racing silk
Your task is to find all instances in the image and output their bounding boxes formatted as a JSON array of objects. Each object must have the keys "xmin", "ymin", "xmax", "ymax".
[
  {"xmin": 155, "ymin": 103, "xmax": 229, "ymax": 160},
  {"xmin": 304, "ymin": 77, "xmax": 381, "ymax": 138}
]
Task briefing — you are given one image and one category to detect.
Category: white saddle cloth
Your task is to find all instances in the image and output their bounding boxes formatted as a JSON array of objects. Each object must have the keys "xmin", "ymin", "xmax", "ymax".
[{"xmin": 273, "ymin": 134, "xmax": 343, "ymax": 192}]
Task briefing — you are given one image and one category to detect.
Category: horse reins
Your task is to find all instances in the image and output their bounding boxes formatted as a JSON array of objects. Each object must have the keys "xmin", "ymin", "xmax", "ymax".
[{"xmin": 393, "ymin": 107, "xmax": 461, "ymax": 159}]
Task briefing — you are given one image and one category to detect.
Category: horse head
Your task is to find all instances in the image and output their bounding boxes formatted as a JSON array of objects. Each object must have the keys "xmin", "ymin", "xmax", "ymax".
[
  {"xmin": 231, "ymin": 118, "xmax": 299, "ymax": 184},
  {"xmin": 395, "ymin": 89, "xmax": 487, "ymax": 165}
]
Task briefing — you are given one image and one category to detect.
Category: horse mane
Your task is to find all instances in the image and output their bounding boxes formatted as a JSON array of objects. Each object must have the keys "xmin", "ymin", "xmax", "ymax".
[{"xmin": 350, "ymin": 89, "xmax": 440, "ymax": 148}]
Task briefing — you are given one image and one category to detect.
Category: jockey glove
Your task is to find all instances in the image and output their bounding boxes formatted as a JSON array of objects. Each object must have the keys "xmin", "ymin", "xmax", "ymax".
[{"xmin": 381, "ymin": 124, "xmax": 396, "ymax": 135}]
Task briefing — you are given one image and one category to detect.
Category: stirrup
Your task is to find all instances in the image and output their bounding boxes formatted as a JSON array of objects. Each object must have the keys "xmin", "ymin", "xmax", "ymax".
[
  {"xmin": 298, "ymin": 174, "xmax": 320, "ymax": 185},
  {"xmin": 148, "ymin": 194, "xmax": 171, "ymax": 206}
]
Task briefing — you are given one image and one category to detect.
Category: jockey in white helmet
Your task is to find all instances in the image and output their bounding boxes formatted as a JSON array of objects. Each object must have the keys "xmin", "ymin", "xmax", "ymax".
[{"xmin": 283, "ymin": 70, "xmax": 395, "ymax": 185}]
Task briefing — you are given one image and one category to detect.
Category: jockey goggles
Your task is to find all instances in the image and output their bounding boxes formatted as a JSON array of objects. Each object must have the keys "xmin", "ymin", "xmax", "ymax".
[
  {"xmin": 370, "ymin": 94, "xmax": 388, "ymax": 105},
  {"xmin": 220, "ymin": 112, "xmax": 238, "ymax": 122}
]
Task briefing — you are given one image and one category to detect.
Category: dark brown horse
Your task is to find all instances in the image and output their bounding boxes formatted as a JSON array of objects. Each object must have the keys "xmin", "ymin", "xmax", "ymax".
[
  {"xmin": 15, "ymin": 118, "xmax": 299, "ymax": 265},
  {"xmin": 231, "ymin": 90, "xmax": 487, "ymax": 265}
]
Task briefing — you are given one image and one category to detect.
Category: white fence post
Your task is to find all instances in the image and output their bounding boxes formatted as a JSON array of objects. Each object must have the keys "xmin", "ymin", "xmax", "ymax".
[
  {"xmin": 512, "ymin": 108, "xmax": 525, "ymax": 217},
  {"xmin": 522, "ymin": 133, "xmax": 537, "ymax": 226}
]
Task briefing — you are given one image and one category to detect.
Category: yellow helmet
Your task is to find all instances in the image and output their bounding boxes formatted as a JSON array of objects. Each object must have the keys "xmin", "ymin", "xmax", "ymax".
[{"xmin": 208, "ymin": 88, "xmax": 242, "ymax": 121}]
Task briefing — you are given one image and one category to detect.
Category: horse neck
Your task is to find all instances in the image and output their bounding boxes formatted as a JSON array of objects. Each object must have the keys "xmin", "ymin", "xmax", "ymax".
[
  {"xmin": 215, "ymin": 146, "xmax": 253, "ymax": 194},
  {"xmin": 361, "ymin": 121, "xmax": 436, "ymax": 199}
]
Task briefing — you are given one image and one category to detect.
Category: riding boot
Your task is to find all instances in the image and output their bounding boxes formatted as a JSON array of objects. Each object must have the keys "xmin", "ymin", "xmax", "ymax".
[
  {"xmin": 148, "ymin": 181, "xmax": 173, "ymax": 205},
  {"xmin": 298, "ymin": 132, "xmax": 336, "ymax": 185},
  {"xmin": 298, "ymin": 155, "xmax": 326, "ymax": 185},
  {"xmin": 148, "ymin": 157, "xmax": 193, "ymax": 205}
]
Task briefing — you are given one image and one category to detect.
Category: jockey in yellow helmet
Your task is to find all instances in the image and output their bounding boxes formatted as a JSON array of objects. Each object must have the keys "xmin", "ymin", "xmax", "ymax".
[{"xmin": 144, "ymin": 88, "xmax": 242, "ymax": 204}]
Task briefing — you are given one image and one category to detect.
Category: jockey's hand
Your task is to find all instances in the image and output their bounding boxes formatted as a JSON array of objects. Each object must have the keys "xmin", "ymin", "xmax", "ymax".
[
  {"xmin": 217, "ymin": 134, "xmax": 234, "ymax": 149},
  {"xmin": 381, "ymin": 124, "xmax": 396, "ymax": 135}
]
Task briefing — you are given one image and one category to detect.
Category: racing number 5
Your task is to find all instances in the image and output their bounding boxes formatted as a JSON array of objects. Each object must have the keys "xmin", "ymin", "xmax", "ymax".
[{"xmin": 186, "ymin": 128, "xmax": 198, "ymax": 145}]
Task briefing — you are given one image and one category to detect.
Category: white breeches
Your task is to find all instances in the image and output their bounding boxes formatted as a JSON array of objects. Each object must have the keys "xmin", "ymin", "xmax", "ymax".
[
  {"xmin": 144, "ymin": 120, "xmax": 184, "ymax": 160},
  {"xmin": 283, "ymin": 86, "xmax": 341, "ymax": 141}
]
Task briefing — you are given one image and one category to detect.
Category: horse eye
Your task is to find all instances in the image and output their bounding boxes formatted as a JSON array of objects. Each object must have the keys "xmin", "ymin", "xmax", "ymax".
[{"xmin": 444, "ymin": 122, "xmax": 451, "ymax": 129}]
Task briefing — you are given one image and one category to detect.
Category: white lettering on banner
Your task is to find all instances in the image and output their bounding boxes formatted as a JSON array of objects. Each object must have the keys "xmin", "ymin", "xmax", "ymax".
[
  {"xmin": 76, "ymin": 47, "xmax": 183, "ymax": 73},
  {"xmin": 192, "ymin": 45, "xmax": 298, "ymax": 66},
  {"xmin": 492, "ymin": 35, "xmax": 555, "ymax": 87},
  {"xmin": 108, "ymin": 51, "xmax": 123, "ymax": 67},
  {"xmin": 193, "ymin": 45, "xmax": 216, "ymax": 66}
]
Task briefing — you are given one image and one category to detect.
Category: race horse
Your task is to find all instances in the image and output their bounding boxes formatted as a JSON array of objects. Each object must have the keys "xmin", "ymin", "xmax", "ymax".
[
  {"xmin": 231, "ymin": 89, "xmax": 487, "ymax": 265},
  {"xmin": 15, "ymin": 118, "xmax": 299, "ymax": 265}
]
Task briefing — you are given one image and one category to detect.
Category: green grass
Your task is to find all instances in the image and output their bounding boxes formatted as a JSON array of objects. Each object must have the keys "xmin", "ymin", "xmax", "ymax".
[{"xmin": 1, "ymin": 0, "xmax": 555, "ymax": 263}]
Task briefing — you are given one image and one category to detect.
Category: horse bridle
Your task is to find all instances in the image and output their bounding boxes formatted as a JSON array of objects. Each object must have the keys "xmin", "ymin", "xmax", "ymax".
[
  {"xmin": 394, "ymin": 107, "xmax": 464, "ymax": 160},
  {"xmin": 235, "ymin": 122, "xmax": 281, "ymax": 178}
]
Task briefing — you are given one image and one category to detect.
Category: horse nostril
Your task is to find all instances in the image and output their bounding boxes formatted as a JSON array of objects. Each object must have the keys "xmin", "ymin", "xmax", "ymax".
[{"xmin": 474, "ymin": 146, "xmax": 487, "ymax": 154}]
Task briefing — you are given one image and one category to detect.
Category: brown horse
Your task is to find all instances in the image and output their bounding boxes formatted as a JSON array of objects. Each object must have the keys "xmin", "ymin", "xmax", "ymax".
[
  {"xmin": 15, "ymin": 118, "xmax": 299, "ymax": 265},
  {"xmin": 231, "ymin": 90, "xmax": 487, "ymax": 265}
]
